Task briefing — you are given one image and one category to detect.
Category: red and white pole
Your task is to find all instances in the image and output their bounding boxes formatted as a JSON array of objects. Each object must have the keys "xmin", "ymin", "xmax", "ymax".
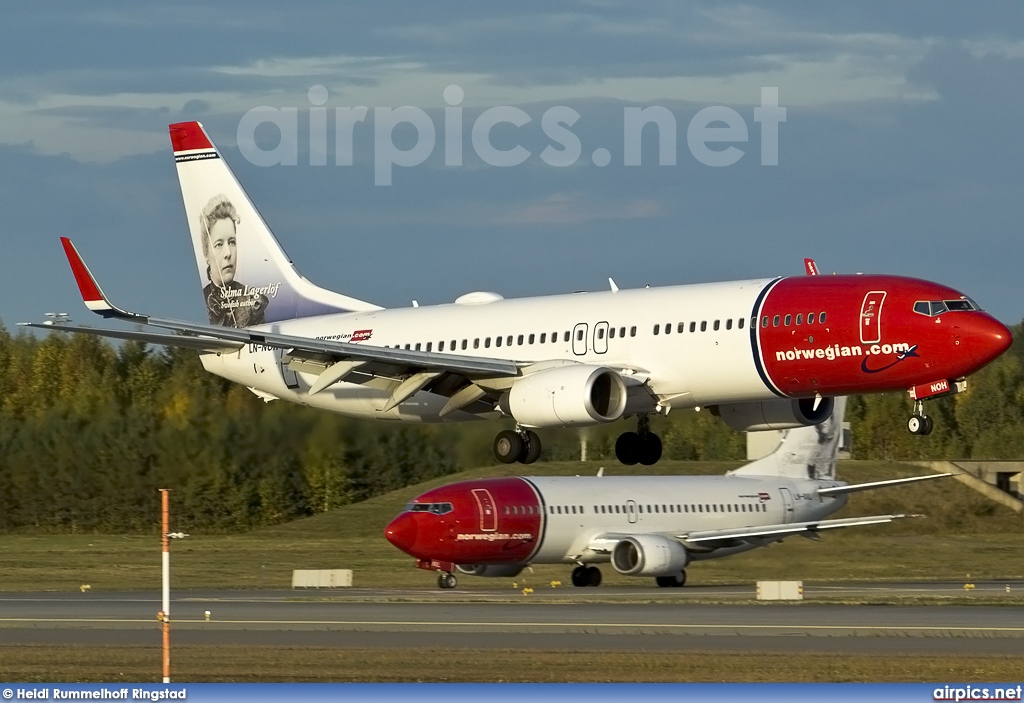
[{"xmin": 159, "ymin": 488, "xmax": 170, "ymax": 684}]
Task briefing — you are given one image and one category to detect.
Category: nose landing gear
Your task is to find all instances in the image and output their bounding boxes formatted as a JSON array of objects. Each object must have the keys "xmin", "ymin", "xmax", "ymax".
[
  {"xmin": 437, "ymin": 572, "xmax": 458, "ymax": 589},
  {"xmin": 907, "ymin": 403, "xmax": 933, "ymax": 436},
  {"xmin": 615, "ymin": 415, "xmax": 662, "ymax": 465},
  {"xmin": 493, "ymin": 428, "xmax": 542, "ymax": 464}
]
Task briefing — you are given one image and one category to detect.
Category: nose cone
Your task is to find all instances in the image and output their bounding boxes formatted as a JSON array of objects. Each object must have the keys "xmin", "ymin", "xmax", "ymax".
[
  {"xmin": 966, "ymin": 314, "xmax": 1013, "ymax": 368},
  {"xmin": 384, "ymin": 513, "xmax": 418, "ymax": 555}
]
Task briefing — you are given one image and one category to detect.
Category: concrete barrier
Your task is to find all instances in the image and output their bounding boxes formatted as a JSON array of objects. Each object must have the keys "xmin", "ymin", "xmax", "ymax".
[
  {"xmin": 291, "ymin": 569, "xmax": 353, "ymax": 588},
  {"xmin": 757, "ymin": 580, "xmax": 803, "ymax": 600}
]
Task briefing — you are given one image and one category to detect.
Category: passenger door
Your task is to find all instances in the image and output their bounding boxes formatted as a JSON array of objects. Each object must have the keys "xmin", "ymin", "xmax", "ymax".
[
  {"xmin": 593, "ymin": 321, "xmax": 609, "ymax": 354},
  {"xmin": 572, "ymin": 322, "xmax": 589, "ymax": 356},
  {"xmin": 778, "ymin": 487, "xmax": 795, "ymax": 524},
  {"xmin": 472, "ymin": 488, "xmax": 498, "ymax": 532}
]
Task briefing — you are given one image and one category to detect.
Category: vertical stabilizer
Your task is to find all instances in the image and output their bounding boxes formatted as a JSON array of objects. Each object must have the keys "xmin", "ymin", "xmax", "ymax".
[
  {"xmin": 169, "ymin": 121, "xmax": 381, "ymax": 327},
  {"xmin": 729, "ymin": 397, "xmax": 846, "ymax": 479}
]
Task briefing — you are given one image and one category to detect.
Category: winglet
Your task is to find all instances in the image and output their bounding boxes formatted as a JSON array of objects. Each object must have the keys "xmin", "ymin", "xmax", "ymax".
[
  {"xmin": 60, "ymin": 238, "xmax": 143, "ymax": 320},
  {"xmin": 168, "ymin": 121, "xmax": 214, "ymax": 153},
  {"xmin": 804, "ymin": 258, "xmax": 819, "ymax": 276}
]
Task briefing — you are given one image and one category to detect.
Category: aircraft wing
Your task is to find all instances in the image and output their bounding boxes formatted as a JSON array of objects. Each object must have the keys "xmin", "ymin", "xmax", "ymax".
[
  {"xmin": 677, "ymin": 513, "xmax": 917, "ymax": 547},
  {"xmin": 28, "ymin": 238, "xmax": 519, "ymax": 380}
]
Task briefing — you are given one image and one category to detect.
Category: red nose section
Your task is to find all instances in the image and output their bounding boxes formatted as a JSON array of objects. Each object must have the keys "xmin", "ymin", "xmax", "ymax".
[
  {"xmin": 384, "ymin": 513, "xmax": 418, "ymax": 555},
  {"xmin": 966, "ymin": 314, "xmax": 1013, "ymax": 368}
]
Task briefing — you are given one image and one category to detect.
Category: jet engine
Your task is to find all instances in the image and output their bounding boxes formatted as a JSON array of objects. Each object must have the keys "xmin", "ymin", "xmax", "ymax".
[
  {"xmin": 611, "ymin": 535, "xmax": 689, "ymax": 577},
  {"xmin": 456, "ymin": 564, "xmax": 525, "ymax": 578},
  {"xmin": 504, "ymin": 365, "xmax": 627, "ymax": 428},
  {"xmin": 712, "ymin": 397, "xmax": 834, "ymax": 432}
]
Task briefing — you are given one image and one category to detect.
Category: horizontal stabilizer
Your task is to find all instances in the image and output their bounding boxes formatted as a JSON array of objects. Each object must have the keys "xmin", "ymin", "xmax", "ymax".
[{"xmin": 816, "ymin": 473, "xmax": 952, "ymax": 496}]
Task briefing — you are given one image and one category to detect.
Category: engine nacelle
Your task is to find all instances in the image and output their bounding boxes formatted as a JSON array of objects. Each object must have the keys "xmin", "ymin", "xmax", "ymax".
[
  {"xmin": 456, "ymin": 564, "xmax": 525, "ymax": 578},
  {"xmin": 713, "ymin": 397, "xmax": 835, "ymax": 432},
  {"xmin": 505, "ymin": 365, "xmax": 627, "ymax": 428},
  {"xmin": 611, "ymin": 535, "xmax": 689, "ymax": 577}
]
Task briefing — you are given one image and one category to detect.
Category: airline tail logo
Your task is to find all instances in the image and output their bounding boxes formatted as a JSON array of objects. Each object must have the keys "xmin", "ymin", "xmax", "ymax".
[{"xmin": 199, "ymin": 194, "xmax": 283, "ymax": 328}]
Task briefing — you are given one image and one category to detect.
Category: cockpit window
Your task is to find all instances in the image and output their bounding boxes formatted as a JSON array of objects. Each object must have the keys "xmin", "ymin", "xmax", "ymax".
[
  {"xmin": 913, "ymin": 299, "xmax": 979, "ymax": 317},
  {"xmin": 403, "ymin": 502, "xmax": 454, "ymax": 515}
]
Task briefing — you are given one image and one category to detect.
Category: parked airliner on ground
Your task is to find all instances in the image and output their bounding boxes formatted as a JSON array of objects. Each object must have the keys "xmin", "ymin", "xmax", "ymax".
[
  {"xmin": 385, "ymin": 398, "xmax": 950, "ymax": 589},
  {"xmin": 24, "ymin": 122, "xmax": 1011, "ymax": 465}
]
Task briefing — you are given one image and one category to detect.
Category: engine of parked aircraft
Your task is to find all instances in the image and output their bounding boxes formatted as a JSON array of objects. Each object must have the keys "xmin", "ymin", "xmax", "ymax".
[
  {"xmin": 504, "ymin": 365, "xmax": 627, "ymax": 427},
  {"xmin": 712, "ymin": 397, "xmax": 835, "ymax": 432},
  {"xmin": 611, "ymin": 535, "xmax": 690, "ymax": 577},
  {"xmin": 455, "ymin": 564, "xmax": 525, "ymax": 578}
]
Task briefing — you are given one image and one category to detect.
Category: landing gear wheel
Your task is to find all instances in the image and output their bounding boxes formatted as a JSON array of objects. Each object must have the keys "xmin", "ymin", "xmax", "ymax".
[
  {"xmin": 907, "ymin": 415, "xmax": 932, "ymax": 435},
  {"xmin": 638, "ymin": 433, "xmax": 662, "ymax": 466},
  {"xmin": 438, "ymin": 572, "xmax": 457, "ymax": 589},
  {"xmin": 655, "ymin": 570, "xmax": 687, "ymax": 588},
  {"xmin": 585, "ymin": 566, "xmax": 602, "ymax": 587},
  {"xmin": 494, "ymin": 430, "xmax": 524, "ymax": 464},
  {"xmin": 615, "ymin": 432, "xmax": 640, "ymax": 465},
  {"xmin": 521, "ymin": 430, "xmax": 542, "ymax": 464},
  {"xmin": 571, "ymin": 565, "xmax": 589, "ymax": 587}
]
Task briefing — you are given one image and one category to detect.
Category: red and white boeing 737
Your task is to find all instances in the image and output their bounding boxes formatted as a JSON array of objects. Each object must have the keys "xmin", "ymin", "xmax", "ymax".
[
  {"xmin": 24, "ymin": 121, "xmax": 1011, "ymax": 465},
  {"xmin": 385, "ymin": 399, "xmax": 951, "ymax": 589}
]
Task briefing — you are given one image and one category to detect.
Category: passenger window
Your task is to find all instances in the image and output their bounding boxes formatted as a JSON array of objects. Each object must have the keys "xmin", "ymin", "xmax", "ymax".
[
  {"xmin": 564, "ymin": 331, "xmax": 571, "ymax": 342},
  {"xmin": 426, "ymin": 342, "xmax": 432, "ymax": 352},
  {"xmin": 713, "ymin": 320, "xmax": 720, "ymax": 331},
  {"xmin": 576, "ymin": 329, "xmax": 584, "ymax": 341},
  {"xmin": 540, "ymin": 333, "xmax": 546, "ymax": 343},
  {"xmin": 620, "ymin": 327, "xmax": 626, "ymax": 337},
  {"xmin": 528, "ymin": 334, "xmax": 535, "ymax": 344},
  {"xmin": 552, "ymin": 332, "xmax": 558, "ymax": 342},
  {"xmin": 495, "ymin": 336, "xmax": 502, "ymax": 347},
  {"xmin": 689, "ymin": 322, "xmax": 696, "ymax": 333},
  {"xmin": 609, "ymin": 328, "xmax": 615, "ymax": 339},
  {"xmin": 630, "ymin": 326, "xmax": 637, "ymax": 337},
  {"xmin": 796, "ymin": 314, "xmax": 803, "ymax": 325},
  {"xmin": 664, "ymin": 322, "xmax": 671, "ymax": 334},
  {"xmin": 761, "ymin": 316, "xmax": 769, "ymax": 328},
  {"xmin": 726, "ymin": 319, "xmax": 732, "ymax": 330},
  {"xmin": 700, "ymin": 321, "xmax": 707, "ymax": 332},
  {"xmin": 597, "ymin": 328, "xmax": 605, "ymax": 340},
  {"xmin": 439, "ymin": 341, "xmax": 445, "ymax": 352},
  {"xmin": 415, "ymin": 343, "xmax": 421, "ymax": 351},
  {"xmin": 653, "ymin": 324, "xmax": 660, "ymax": 335},
  {"xmin": 462, "ymin": 340, "xmax": 468, "ymax": 350},
  {"xmin": 807, "ymin": 313, "xmax": 814, "ymax": 325},
  {"xmin": 819, "ymin": 312, "xmax": 826, "ymax": 324},
  {"xmin": 738, "ymin": 317, "xmax": 745, "ymax": 330},
  {"xmin": 405, "ymin": 344, "xmax": 411, "ymax": 350},
  {"xmin": 773, "ymin": 315, "xmax": 780, "ymax": 327},
  {"xmin": 484, "ymin": 338, "xmax": 491, "ymax": 348},
  {"xmin": 473, "ymin": 339, "xmax": 480, "ymax": 349},
  {"xmin": 784, "ymin": 314, "xmax": 791, "ymax": 326}
]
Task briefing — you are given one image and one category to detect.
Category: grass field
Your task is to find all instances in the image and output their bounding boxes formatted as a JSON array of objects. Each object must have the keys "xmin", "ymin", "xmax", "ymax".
[
  {"xmin": 0, "ymin": 460, "xmax": 1020, "ymax": 592},
  {"xmin": 2, "ymin": 645, "xmax": 1023, "ymax": 683}
]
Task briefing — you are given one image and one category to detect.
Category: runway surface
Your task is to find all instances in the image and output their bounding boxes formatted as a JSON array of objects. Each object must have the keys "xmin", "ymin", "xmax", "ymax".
[{"xmin": 1, "ymin": 582, "xmax": 1022, "ymax": 654}]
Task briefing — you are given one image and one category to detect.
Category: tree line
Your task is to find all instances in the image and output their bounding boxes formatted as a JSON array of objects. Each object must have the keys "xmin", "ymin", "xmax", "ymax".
[{"xmin": 0, "ymin": 320, "xmax": 1021, "ymax": 532}]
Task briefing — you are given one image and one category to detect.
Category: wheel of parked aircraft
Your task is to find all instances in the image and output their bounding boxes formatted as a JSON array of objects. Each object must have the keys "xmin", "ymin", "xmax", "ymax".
[
  {"xmin": 638, "ymin": 433, "xmax": 662, "ymax": 466},
  {"xmin": 615, "ymin": 432, "xmax": 640, "ymax": 465},
  {"xmin": 922, "ymin": 416, "xmax": 934, "ymax": 435},
  {"xmin": 571, "ymin": 565, "xmax": 589, "ymax": 587},
  {"xmin": 655, "ymin": 571, "xmax": 686, "ymax": 588},
  {"xmin": 438, "ymin": 572, "xmax": 458, "ymax": 589},
  {"xmin": 521, "ymin": 431, "xmax": 542, "ymax": 464},
  {"xmin": 585, "ymin": 566, "xmax": 602, "ymax": 587},
  {"xmin": 494, "ymin": 430, "xmax": 524, "ymax": 464}
]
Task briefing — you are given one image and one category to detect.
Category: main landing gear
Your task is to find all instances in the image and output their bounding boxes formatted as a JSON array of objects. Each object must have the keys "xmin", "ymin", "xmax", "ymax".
[
  {"xmin": 571, "ymin": 565, "xmax": 602, "ymax": 587},
  {"xmin": 493, "ymin": 428, "xmax": 542, "ymax": 464},
  {"xmin": 615, "ymin": 415, "xmax": 662, "ymax": 466},
  {"xmin": 437, "ymin": 572, "xmax": 458, "ymax": 589},
  {"xmin": 655, "ymin": 570, "xmax": 687, "ymax": 588},
  {"xmin": 907, "ymin": 400, "xmax": 934, "ymax": 436}
]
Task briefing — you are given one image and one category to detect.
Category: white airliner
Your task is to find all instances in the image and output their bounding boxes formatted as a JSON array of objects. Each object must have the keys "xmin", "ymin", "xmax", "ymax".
[
  {"xmin": 385, "ymin": 398, "xmax": 952, "ymax": 588},
  {"xmin": 24, "ymin": 122, "xmax": 1011, "ymax": 465}
]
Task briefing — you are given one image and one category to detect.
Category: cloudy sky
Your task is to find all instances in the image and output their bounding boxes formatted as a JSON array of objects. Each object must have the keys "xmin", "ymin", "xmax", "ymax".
[{"xmin": 2, "ymin": 2, "xmax": 1023, "ymax": 329}]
